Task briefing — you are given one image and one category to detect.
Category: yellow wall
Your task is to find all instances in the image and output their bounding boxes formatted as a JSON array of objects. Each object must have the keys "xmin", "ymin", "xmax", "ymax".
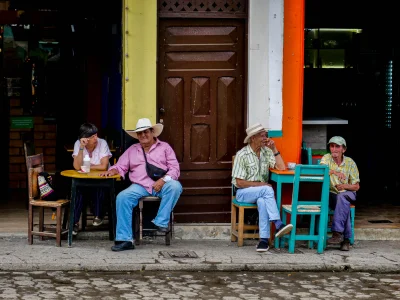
[{"xmin": 122, "ymin": 0, "xmax": 157, "ymax": 129}]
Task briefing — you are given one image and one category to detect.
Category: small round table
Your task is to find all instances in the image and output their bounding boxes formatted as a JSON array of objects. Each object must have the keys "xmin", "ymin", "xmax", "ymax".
[{"xmin": 60, "ymin": 170, "xmax": 121, "ymax": 247}]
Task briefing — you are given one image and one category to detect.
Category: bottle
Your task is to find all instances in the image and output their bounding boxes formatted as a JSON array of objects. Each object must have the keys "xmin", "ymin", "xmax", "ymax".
[{"xmin": 83, "ymin": 154, "xmax": 91, "ymax": 173}]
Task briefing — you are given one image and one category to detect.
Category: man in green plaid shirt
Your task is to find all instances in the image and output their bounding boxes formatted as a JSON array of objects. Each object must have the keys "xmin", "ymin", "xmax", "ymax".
[{"xmin": 232, "ymin": 123, "xmax": 293, "ymax": 252}]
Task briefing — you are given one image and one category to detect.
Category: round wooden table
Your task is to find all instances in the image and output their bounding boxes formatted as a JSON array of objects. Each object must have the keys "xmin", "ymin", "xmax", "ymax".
[{"xmin": 60, "ymin": 170, "xmax": 121, "ymax": 247}]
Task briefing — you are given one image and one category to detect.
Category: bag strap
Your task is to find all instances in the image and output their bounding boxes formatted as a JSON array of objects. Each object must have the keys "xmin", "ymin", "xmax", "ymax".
[{"xmin": 141, "ymin": 147, "xmax": 149, "ymax": 164}]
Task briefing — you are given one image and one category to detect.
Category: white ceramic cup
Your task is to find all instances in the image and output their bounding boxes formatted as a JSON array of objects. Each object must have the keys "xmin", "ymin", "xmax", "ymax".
[{"xmin": 287, "ymin": 162, "xmax": 296, "ymax": 170}]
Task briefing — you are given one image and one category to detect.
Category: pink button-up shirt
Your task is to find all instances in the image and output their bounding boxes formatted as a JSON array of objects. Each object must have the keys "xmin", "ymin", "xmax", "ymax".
[{"xmin": 109, "ymin": 139, "xmax": 180, "ymax": 193}]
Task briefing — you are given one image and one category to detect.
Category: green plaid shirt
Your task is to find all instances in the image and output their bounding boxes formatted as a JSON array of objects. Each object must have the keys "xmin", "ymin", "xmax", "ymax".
[
  {"xmin": 320, "ymin": 153, "xmax": 360, "ymax": 194},
  {"xmin": 232, "ymin": 145, "xmax": 276, "ymax": 187}
]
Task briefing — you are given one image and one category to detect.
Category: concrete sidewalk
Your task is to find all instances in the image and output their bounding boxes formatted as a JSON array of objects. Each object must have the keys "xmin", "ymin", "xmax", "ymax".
[{"xmin": 1, "ymin": 234, "xmax": 399, "ymax": 273}]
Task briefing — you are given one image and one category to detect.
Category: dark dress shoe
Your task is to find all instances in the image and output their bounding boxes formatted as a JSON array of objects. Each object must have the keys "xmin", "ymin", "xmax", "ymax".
[
  {"xmin": 111, "ymin": 241, "xmax": 135, "ymax": 252},
  {"xmin": 327, "ymin": 231, "xmax": 343, "ymax": 245},
  {"xmin": 340, "ymin": 239, "xmax": 350, "ymax": 251},
  {"xmin": 151, "ymin": 222, "xmax": 169, "ymax": 233}
]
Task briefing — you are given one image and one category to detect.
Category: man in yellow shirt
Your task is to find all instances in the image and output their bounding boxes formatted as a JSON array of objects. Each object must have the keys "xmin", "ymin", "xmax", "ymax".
[{"xmin": 320, "ymin": 136, "xmax": 360, "ymax": 251}]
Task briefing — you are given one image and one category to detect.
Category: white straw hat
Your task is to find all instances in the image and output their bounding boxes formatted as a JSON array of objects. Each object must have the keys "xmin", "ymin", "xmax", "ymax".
[
  {"xmin": 126, "ymin": 118, "xmax": 163, "ymax": 139},
  {"xmin": 243, "ymin": 123, "xmax": 267, "ymax": 143}
]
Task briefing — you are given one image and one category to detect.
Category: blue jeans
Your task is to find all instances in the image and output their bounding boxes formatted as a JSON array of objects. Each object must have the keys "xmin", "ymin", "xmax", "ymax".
[
  {"xmin": 236, "ymin": 185, "xmax": 281, "ymax": 239},
  {"xmin": 115, "ymin": 180, "xmax": 182, "ymax": 242}
]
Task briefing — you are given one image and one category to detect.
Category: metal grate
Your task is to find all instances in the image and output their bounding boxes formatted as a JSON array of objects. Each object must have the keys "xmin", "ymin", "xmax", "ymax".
[
  {"xmin": 368, "ymin": 220, "xmax": 393, "ymax": 223},
  {"xmin": 158, "ymin": 0, "xmax": 247, "ymax": 13},
  {"xmin": 160, "ymin": 250, "xmax": 198, "ymax": 258}
]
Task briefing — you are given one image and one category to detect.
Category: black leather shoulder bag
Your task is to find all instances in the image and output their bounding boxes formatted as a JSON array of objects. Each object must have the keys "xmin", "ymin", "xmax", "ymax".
[{"xmin": 142, "ymin": 147, "xmax": 168, "ymax": 181}]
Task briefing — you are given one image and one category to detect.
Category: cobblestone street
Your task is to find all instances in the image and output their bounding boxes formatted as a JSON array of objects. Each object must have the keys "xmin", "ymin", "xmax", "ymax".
[{"xmin": 0, "ymin": 271, "xmax": 399, "ymax": 299}]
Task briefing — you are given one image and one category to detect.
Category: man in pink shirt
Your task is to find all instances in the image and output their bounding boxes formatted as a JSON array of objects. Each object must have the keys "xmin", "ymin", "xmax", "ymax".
[{"xmin": 100, "ymin": 118, "xmax": 182, "ymax": 251}]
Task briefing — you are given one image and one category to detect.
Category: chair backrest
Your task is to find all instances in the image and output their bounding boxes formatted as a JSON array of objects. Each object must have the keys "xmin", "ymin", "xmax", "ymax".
[
  {"xmin": 26, "ymin": 153, "xmax": 44, "ymax": 170},
  {"xmin": 291, "ymin": 164, "xmax": 330, "ymax": 207},
  {"xmin": 232, "ymin": 155, "xmax": 236, "ymax": 198},
  {"xmin": 28, "ymin": 165, "xmax": 44, "ymax": 200}
]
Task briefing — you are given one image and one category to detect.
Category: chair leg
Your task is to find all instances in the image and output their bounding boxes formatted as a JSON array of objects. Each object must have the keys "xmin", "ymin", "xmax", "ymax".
[
  {"xmin": 350, "ymin": 207, "xmax": 355, "ymax": 245},
  {"xmin": 309, "ymin": 215, "xmax": 316, "ymax": 249},
  {"xmin": 139, "ymin": 200, "xmax": 143, "ymax": 244},
  {"xmin": 39, "ymin": 207, "xmax": 44, "ymax": 241},
  {"xmin": 56, "ymin": 207, "xmax": 62, "ymax": 247},
  {"xmin": 317, "ymin": 214, "xmax": 328, "ymax": 254},
  {"xmin": 62, "ymin": 206, "xmax": 69, "ymax": 230},
  {"xmin": 237, "ymin": 207, "xmax": 245, "ymax": 247},
  {"xmin": 288, "ymin": 212, "xmax": 297, "ymax": 254},
  {"xmin": 231, "ymin": 204, "xmax": 237, "ymax": 242},
  {"xmin": 165, "ymin": 211, "xmax": 173, "ymax": 246},
  {"xmin": 28, "ymin": 204, "xmax": 33, "ymax": 245}
]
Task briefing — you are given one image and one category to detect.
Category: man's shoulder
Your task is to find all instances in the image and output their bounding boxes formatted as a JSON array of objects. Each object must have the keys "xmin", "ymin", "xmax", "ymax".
[
  {"xmin": 156, "ymin": 139, "xmax": 173, "ymax": 149},
  {"xmin": 344, "ymin": 156, "xmax": 357, "ymax": 166}
]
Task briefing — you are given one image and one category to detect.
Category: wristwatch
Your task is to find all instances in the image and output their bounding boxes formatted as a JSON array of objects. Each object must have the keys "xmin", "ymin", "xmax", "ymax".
[{"xmin": 162, "ymin": 175, "xmax": 172, "ymax": 182}]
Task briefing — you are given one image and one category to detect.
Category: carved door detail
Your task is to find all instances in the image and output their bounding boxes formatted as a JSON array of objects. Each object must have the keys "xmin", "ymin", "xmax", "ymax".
[{"xmin": 158, "ymin": 18, "xmax": 246, "ymax": 222}]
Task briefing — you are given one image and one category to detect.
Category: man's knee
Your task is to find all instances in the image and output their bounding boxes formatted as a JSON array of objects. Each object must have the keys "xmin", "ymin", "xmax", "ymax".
[
  {"xmin": 336, "ymin": 193, "xmax": 351, "ymax": 206},
  {"xmin": 164, "ymin": 180, "xmax": 183, "ymax": 194},
  {"xmin": 260, "ymin": 185, "xmax": 274, "ymax": 198}
]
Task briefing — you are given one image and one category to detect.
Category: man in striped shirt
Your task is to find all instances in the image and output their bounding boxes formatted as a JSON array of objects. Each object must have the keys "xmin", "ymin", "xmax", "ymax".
[
  {"xmin": 232, "ymin": 123, "xmax": 293, "ymax": 252},
  {"xmin": 320, "ymin": 136, "xmax": 360, "ymax": 251}
]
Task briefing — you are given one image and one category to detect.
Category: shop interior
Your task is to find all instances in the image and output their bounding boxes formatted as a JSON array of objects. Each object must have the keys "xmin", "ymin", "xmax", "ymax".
[
  {"xmin": 1, "ymin": 0, "xmax": 123, "ymax": 203},
  {"xmin": 303, "ymin": 0, "xmax": 400, "ymax": 208}
]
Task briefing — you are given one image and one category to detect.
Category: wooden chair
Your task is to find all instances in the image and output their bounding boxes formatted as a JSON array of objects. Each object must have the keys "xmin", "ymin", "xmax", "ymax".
[
  {"xmin": 133, "ymin": 196, "xmax": 174, "ymax": 246},
  {"xmin": 278, "ymin": 164, "xmax": 330, "ymax": 254},
  {"xmin": 28, "ymin": 162, "xmax": 70, "ymax": 247},
  {"xmin": 230, "ymin": 155, "xmax": 259, "ymax": 246}
]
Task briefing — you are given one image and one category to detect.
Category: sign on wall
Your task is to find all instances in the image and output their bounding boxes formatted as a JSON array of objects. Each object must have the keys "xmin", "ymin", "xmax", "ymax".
[{"xmin": 10, "ymin": 117, "xmax": 34, "ymax": 129}]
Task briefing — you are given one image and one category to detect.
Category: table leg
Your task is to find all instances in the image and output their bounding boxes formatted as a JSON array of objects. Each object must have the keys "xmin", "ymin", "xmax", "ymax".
[
  {"xmin": 274, "ymin": 178, "xmax": 283, "ymax": 249},
  {"xmin": 109, "ymin": 180, "xmax": 116, "ymax": 241},
  {"xmin": 68, "ymin": 179, "xmax": 77, "ymax": 247}
]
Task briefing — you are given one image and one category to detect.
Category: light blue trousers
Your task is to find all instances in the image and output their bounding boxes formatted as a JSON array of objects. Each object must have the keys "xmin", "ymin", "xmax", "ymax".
[
  {"xmin": 236, "ymin": 185, "xmax": 281, "ymax": 239},
  {"xmin": 115, "ymin": 180, "xmax": 182, "ymax": 241}
]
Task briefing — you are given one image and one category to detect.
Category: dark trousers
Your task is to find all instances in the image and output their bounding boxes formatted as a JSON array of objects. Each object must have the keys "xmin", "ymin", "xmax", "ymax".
[
  {"xmin": 74, "ymin": 188, "xmax": 105, "ymax": 224},
  {"xmin": 329, "ymin": 191, "xmax": 356, "ymax": 239}
]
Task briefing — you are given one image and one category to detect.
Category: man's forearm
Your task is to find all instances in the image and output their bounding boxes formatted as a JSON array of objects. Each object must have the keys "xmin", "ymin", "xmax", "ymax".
[{"xmin": 236, "ymin": 178, "xmax": 269, "ymax": 189}]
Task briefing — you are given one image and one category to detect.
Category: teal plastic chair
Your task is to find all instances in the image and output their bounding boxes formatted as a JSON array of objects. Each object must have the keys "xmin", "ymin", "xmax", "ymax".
[
  {"xmin": 278, "ymin": 164, "xmax": 330, "ymax": 254},
  {"xmin": 231, "ymin": 156, "xmax": 259, "ymax": 246}
]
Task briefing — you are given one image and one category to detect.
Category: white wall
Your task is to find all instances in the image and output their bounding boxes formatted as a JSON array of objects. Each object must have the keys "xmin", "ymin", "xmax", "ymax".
[{"xmin": 248, "ymin": 0, "xmax": 284, "ymax": 131}]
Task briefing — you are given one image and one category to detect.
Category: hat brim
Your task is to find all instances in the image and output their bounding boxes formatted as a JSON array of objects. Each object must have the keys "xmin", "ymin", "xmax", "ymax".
[
  {"xmin": 126, "ymin": 124, "xmax": 163, "ymax": 139},
  {"xmin": 243, "ymin": 128, "xmax": 268, "ymax": 143}
]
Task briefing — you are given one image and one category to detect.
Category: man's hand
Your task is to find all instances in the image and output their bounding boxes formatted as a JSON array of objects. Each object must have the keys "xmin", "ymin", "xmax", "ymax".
[
  {"xmin": 99, "ymin": 170, "xmax": 117, "ymax": 177},
  {"xmin": 335, "ymin": 184, "xmax": 346, "ymax": 191},
  {"xmin": 332, "ymin": 170, "xmax": 346, "ymax": 181},
  {"xmin": 152, "ymin": 179, "xmax": 165, "ymax": 192},
  {"xmin": 265, "ymin": 138, "xmax": 277, "ymax": 152},
  {"xmin": 80, "ymin": 137, "xmax": 89, "ymax": 148}
]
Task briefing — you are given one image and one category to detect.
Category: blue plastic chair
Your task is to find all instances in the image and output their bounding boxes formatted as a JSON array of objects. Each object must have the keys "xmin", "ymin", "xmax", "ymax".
[{"xmin": 278, "ymin": 164, "xmax": 330, "ymax": 254}]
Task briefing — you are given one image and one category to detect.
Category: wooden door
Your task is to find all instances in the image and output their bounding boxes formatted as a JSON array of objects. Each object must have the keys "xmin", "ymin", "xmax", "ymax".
[{"xmin": 158, "ymin": 18, "xmax": 246, "ymax": 222}]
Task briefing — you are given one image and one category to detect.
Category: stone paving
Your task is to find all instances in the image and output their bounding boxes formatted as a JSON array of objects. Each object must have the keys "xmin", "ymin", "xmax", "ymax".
[{"xmin": 0, "ymin": 270, "xmax": 399, "ymax": 299}]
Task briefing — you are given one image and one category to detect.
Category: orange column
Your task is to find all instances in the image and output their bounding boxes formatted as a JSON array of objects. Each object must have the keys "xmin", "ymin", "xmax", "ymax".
[
  {"xmin": 279, "ymin": 0, "xmax": 304, "ymax": 164},
  {"xmin": 275, "ymin": 0, "xmax": 304, "ymax": 206}
]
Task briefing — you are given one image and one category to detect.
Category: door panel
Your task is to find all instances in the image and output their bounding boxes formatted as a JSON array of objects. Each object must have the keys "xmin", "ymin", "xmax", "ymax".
[{"xmin": 158, "ymin": 18, "xmax": 246, "ymax": 222}]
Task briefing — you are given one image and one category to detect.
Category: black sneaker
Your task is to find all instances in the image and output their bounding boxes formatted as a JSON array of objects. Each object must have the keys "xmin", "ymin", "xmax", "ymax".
[
  {"xmin": 275, "ymin": 224, "xmax": 293, "ymax": 238},
  {"xmin": 256, "ymin": 240, "xmax": 269, "ymax": 252}
]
